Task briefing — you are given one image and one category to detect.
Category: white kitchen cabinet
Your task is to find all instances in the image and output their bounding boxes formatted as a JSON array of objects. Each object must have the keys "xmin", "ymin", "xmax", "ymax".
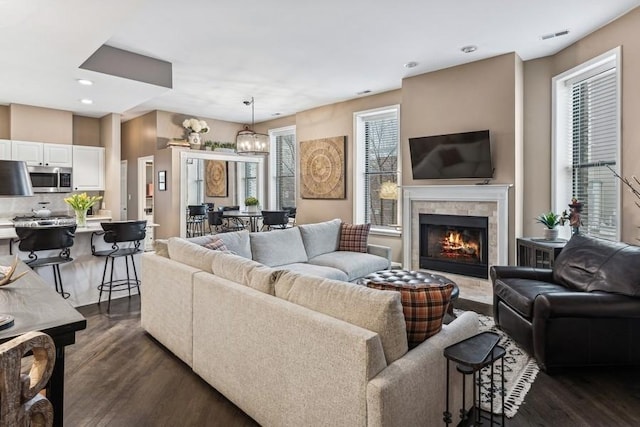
[
  {"xmin": 44, "ymin": 144, "xmax": 73, "ymax": 167},
  {"xmin": 72, "ymin": 145, "xmax": 105, "ymax": 191},
  {"xmin": 0, "ymin": 139, "xmax": 11, "ymax": 160},
  {"xmin": 11, "ymin": 140, "xmax": 72, "ymax": 167}
]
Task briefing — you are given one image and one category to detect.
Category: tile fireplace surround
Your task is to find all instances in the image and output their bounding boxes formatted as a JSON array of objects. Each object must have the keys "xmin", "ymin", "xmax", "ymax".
[{"xmin": 402, "ymin": 184, "xmax": 511, "ymax": 304}]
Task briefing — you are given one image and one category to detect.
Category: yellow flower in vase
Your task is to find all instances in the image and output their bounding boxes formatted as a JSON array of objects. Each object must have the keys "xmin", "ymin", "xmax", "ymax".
[{"xmin": 64, "ymin": 192, "xmax": 102, "ymax": 227}]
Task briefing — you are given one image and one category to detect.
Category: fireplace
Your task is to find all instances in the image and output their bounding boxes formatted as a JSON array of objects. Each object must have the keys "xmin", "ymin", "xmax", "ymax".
[{"xmin": 419, "ymin": 214, "xmax": 489, "ymax": 279}]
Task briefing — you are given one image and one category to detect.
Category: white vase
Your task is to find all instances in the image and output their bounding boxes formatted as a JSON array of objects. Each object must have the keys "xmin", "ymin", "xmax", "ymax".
[
  {"xmin": 543, "ymin": 227, "xmax": 559, "ymax": 240},
  {"xmin": 246, "ymin": 205, "xmax": 258, "ymax": 213},
  {"xmin": 188, "ymin": 132, "xmax": 201, "ymax": 149}
]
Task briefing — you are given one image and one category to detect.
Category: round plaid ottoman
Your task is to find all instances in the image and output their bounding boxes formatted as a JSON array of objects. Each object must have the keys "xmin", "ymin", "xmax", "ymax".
[{"xmin": 359, "ymin": 269, "xmax": 459, "ymax": 315}]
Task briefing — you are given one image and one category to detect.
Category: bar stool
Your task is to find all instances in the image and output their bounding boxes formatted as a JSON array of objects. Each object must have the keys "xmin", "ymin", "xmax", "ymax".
[
  {"xmin": 14, "ymin": 225, "xmax": 77, "ymax": 299},
  {"xmin": 91, "ymin": 220, "xmax": 146, "ymax": 312},
  {"xmin": 186, "ymin": 205, "xmax": 207, "ymax": 237}
]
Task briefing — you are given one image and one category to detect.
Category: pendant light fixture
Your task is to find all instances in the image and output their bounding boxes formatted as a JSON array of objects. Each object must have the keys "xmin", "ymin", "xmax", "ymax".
[{"xmin": 236, "ymin": 97, "xmax": 270, "ymax": 155}]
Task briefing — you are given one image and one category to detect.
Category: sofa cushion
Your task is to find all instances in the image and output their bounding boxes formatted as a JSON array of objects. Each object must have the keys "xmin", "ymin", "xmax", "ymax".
[
  {"xmin": 153, "ymin": 238, "xmax": 169, "ymax": 258},
  {"xmin": 274, "ymin": 271, "xmax": 408, "ymax": 364},
  {"xmin": 553, "ymin": 234, "xmax": 640, "ymax": 297},
  {"xmin": 211, "ymin": 251, "xmax": 281, "ymax": 295},
  {"xmin": 249, "ymin": 227, "xmax": 308, "ymax": 267},
  {"xmin": 203, "ymin": 236, "xmax": 228, "ymax": 251},
  {"xmin": 278, "ymin": 262, "xmax": 349, "ymax": 281},
  {"xmin": 298, "ymin": 218, "xmax": 341, "ymax": 258},
  {"xmin": 367, "ymin": 282, "xmax": 453, "ymax": 348},
  {"xmin": 494, "ymin": 278, "xmax": 568, "ymax": 319},
  {"xmin": 214, "ymin": 230, "xmax": 252, "ymax": 259},
  {"xmin": 338, "ymin": 223, "xmax": 371, "ymax": 253},
  {"xmin": 308, "ymin": 251, "xmax": 390, "ymax": 281},
  {"xmin": 168, "ymin": 237, "xmax": 216, "ymax": 273}
]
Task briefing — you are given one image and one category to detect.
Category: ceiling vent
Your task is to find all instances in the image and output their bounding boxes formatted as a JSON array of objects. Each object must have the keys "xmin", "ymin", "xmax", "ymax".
[{"xmin": 541, "ymin": 30, "xmax": 569, "ymax": 40}]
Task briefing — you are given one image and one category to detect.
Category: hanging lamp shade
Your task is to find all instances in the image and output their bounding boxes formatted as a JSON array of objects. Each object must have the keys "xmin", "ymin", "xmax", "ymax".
[
  {"xmin": 0, "ymin": 160, "xmax": 34, "ymax": 196},
  {"xmin": 236, "ymin": 97, "xmax": 270, "ymax": 155}
]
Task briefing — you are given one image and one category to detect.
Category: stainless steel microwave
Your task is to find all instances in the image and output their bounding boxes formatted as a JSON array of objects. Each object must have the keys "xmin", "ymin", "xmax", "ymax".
[{"xmin": 28, "ymin": 166, "xmax": 72, "ymax": 193}]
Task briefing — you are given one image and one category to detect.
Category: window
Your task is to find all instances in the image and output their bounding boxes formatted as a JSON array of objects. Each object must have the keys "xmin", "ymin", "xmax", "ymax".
[
  {"xmin": 269, "ymin": 126, "xmax": 296, "ymax": 209},
  {"xmin": 553, "ymin": 47, "xmax": 620, "ymax": 240},
  {"xmin": 354, "ymin": 105, "xmax": 400, "ymax": 232},
  {"xmin": 236, "ymin": 162, "xmax": 258, "ymax": 205}
]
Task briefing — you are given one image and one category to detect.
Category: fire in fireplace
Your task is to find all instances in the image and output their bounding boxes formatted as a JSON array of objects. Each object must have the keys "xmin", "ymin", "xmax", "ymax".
[{"xmin": 419, "ymin": 214, "xmax": 489, "ymax": 279}]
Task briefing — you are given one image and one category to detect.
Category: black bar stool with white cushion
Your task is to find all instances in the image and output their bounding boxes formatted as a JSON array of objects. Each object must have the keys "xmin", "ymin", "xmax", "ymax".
[
  {"xmin": 91, "ymin": 220, "xmax": 146, "ymax": 312},
  {"xmin": 14, "ymin": 225, "xmax": 77, "ymax": 299}
]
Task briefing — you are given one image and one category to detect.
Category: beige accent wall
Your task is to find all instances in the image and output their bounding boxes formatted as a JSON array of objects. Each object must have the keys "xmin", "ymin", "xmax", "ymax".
[
  {"xmin": 0, "ymin": 105, "xmax": 9, "ymax": 139},
  {"xmin": 101, "ymin": 114, "xmax": 121, "ymax": 220},
  {"xmin": 121, "ymin": 111, "xmax": 157, "ymax": 219},
  {"xmin": 290, "ymin": 91, "xmax": 402, "ymax": 225},
  {"xmin": 523, "ymin": 7, "xmax": 640, "ymax": 243},
  {"xmin": 73, "ymin": 115, "xmax": 101, "ymax": 146},
  {"xmin": 9, "ymin": 104, "xmax": 72, "ymax": 144},
  {"xmin": 401, "ymin": 53, "xmax": 521, "ymax": 262}
]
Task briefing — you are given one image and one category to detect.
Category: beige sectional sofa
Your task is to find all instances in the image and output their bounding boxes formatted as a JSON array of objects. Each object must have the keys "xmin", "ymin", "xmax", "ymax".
[{"xmin": 141, "ymin": 224, "xmax": 479, "ymax": 426}]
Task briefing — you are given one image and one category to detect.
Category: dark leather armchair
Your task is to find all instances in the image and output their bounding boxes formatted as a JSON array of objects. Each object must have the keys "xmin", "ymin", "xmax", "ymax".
[{"xmin": 491, "ymin": 234, "xmax": 640, "ymax": 372}]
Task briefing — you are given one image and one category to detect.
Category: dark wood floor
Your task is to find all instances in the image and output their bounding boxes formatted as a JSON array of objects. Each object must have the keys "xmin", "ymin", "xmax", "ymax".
[{"xmin": 65, "ymin": 296, "xmax": 640, "ymax": 426}]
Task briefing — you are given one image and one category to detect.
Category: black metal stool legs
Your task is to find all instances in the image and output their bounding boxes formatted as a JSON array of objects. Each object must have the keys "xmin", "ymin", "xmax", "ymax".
[
  {"xmin": 52, "ymin": 264, "xmax": 70, "ymax": 299},
  {"xmin": 97, "ymin": 253, "xmax": 142, "ymax": 313}
]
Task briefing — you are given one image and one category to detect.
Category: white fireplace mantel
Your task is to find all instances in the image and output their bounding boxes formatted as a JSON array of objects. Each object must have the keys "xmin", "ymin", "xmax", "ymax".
[{"xmin": 402, "ymin": 184, "xmax": 512, "ymax": 271}]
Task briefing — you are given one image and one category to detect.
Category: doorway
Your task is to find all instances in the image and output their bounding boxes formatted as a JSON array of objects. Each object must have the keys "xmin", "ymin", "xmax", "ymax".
[{"xmin": 138, "ymin": 156, "xmax": 154, "ymax": 249}]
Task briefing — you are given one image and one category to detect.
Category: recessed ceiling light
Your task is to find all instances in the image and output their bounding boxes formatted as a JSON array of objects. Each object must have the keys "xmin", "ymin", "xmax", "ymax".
[
  {"xmin": 460, "ymin": 45, "xmax": 477, "ymax": 54},
  {"xmin": 77, "ymin": 79, "xmax": 93, "ymax": 86},
  {"xmin": 357, "ymin": 90, "xmax": 371, "ymax": 95},
  {"xmin": 404, "ymin": 61, "xmax": 419, "ymax": 69},
  {"xmin": 272, "ymin": 112, "xmax": 282, "ymax": 116},
  {"xmin": 80, "ymin": 99, "xmax": 93, "ymax": 105}
]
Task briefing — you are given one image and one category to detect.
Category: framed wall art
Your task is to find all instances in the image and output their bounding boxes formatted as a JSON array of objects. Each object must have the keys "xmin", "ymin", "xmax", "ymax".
[
  {"xmin": 205, "ymin": 160, "xmax": 228, "ymax": 197},
  {"xmin": 300, "ymin": 136, "xmax": 346, "ymax": 199},
  {"xmin": 157, "ymin": 170, "xmax": 167, "ymax": 191}
]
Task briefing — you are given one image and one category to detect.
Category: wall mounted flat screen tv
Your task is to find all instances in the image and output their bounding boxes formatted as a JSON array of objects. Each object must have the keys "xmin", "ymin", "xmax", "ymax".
[{"xmin": 409, "ymin": 130, "xmax": 493, "ymax": 179}]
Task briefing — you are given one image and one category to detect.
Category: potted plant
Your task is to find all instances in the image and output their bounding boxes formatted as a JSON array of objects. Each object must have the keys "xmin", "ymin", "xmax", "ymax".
[
  {"xmin": 212, "ymin": 141, "xmax": 236, "ymax": 153},
  {"xmin": 204, "ymin": 140, "xmax": 213, "ymax": 151},
  {"xmin": 245, "ymin": 196, "xmax": 259, "ymax": 212},
  {"xmin": 536, "ymin": 211, "xmax": 562, "ymax": 240},
  {"xmin": 182, "ymin": 118, "xmax": 210, "ymax": 149}
]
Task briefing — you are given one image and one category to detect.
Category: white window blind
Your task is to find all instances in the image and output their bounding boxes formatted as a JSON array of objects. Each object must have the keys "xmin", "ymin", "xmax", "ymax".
[
  {"xmin": 274, "ymin": 132, "xmax": 296, "ymax": 209},
  {"xmin": 566, "ymin": 67, "xmax": 618, "ymax": 239},
  {"xmin": 363, "ymin": 112, "xmax": 399, "ymax": 227},
  {"xmin": 243, "ymin": 162, "xmax": 258, "ymax": 200}
]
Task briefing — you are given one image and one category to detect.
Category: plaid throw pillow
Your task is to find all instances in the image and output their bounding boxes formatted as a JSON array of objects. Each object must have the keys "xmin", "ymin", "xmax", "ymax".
[
  {"xmin": 367, "ymin": 282, "xmax": 453, "ymax": 348},
  {"xmin": 203, "ymin": 237, "xmax": 228, "ymax": 251},
  {"xmin": 338, "ymin": 223, "xmax": 371, "ymax": 253}
]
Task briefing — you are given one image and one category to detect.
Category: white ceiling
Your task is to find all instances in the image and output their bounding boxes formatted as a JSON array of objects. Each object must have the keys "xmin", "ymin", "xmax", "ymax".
[{"xmin": 1, "ymin": 0, "xmax": 639, "ymax": 124}]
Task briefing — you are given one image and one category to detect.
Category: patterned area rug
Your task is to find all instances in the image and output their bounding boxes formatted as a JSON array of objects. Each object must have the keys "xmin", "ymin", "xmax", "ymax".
[{"xmin": 454, "ymin": 309, "xmax": 540, "ymax": 418}]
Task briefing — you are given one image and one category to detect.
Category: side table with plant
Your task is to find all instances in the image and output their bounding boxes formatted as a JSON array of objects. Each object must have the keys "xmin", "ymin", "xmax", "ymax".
[{"xmin": 536, "ymin": 211, "xmax": 562, "ymax": 240}]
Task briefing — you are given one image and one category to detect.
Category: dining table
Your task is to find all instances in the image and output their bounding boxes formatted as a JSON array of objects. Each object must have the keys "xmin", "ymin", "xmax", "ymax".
[
  {"xmin": 220, "ymin": 210, "xmax": 263, "ymax": 232},
  {"xmin": 0, "ymin": 255, "xmax": 87, "ymax": 427}
]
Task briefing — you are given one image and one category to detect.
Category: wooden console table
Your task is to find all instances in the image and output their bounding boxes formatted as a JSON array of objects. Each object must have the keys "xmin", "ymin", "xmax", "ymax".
[{"xmin": 0, "ymin": 255, "xmax": 87, "ymax": 427}]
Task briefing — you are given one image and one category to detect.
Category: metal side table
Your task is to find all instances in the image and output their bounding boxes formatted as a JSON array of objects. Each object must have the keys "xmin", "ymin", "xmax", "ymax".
[{"xmin": 444, "ymin": 331, "xmax": 506, "ymax": 426}]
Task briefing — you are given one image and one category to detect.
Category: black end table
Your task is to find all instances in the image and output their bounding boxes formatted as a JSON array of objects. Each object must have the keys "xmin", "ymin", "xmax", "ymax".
[{"xmin": 443, "ymin": 331, "xmax": 506, "ymax": 426}]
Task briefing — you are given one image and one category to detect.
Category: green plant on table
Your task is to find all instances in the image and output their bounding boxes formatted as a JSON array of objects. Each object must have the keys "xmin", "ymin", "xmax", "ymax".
[
  {"xmin": 535, "ymin": 211, "xmax": 562, "ymax": 229},
  {"xmin": 245, "ymin": 197, "xmax": 259, "ymax": 206}
]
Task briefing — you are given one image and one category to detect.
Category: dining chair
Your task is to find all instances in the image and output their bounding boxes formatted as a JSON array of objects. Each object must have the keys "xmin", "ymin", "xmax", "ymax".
[
  {"xmin": 207, "ymin": 210, "xmax": 225, "ymax": 233},
  {"xmin": 261, "ymin": 210, "xmax": 290, "ymax": 231},
  {"xmin": 282, "ymin": 206, "xmax": 297, "ymax": 227}
]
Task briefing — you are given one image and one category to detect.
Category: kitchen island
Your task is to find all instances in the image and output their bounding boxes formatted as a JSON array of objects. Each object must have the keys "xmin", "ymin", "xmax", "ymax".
[{"xmin": 0, "ymin": 216, "xmax": 156, "ymax": 307}]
